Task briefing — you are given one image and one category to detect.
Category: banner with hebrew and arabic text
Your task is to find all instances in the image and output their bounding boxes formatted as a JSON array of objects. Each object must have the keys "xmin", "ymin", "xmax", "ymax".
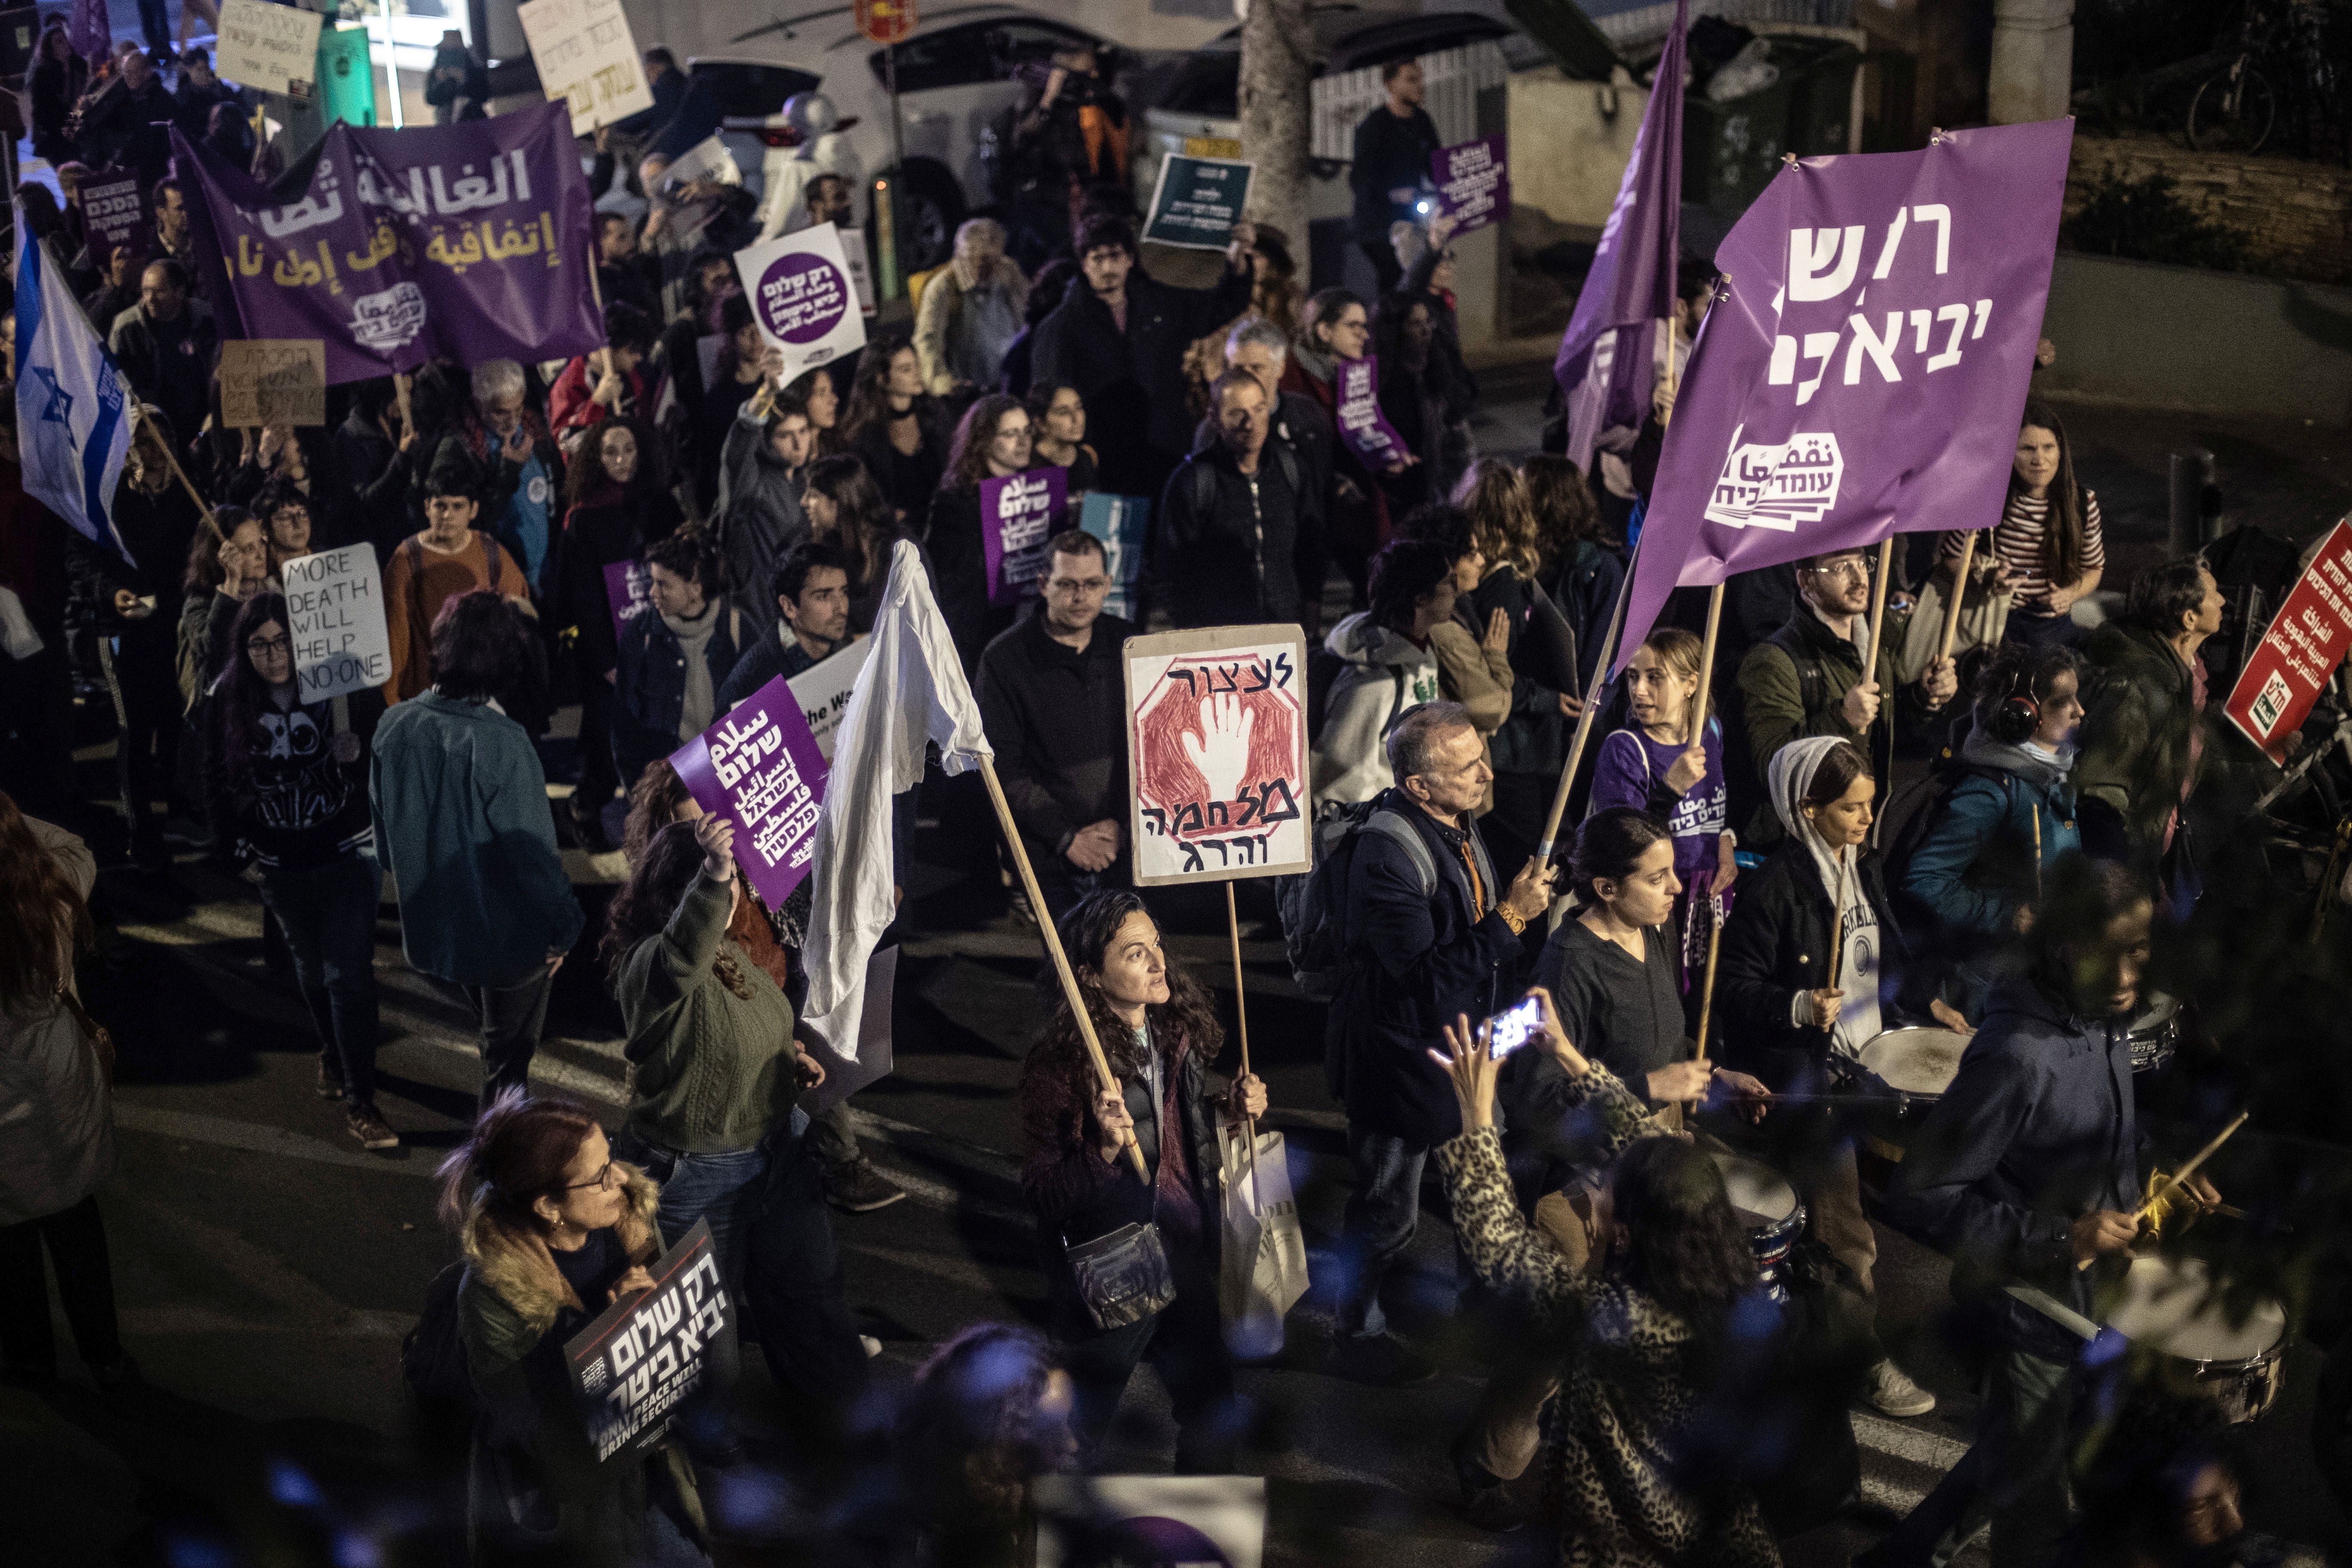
[{"xmin": 173, "ymin": 101, "xmax": 601, "ymax": 384}]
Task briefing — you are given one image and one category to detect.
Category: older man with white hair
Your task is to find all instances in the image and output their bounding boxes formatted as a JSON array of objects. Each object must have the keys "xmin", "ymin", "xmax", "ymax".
[
  {"xmin": 441, "ymin": 359, "xmax": 566, "ymax": 595},
  {"xmin": 913, "ymin": 217, "xmax": 1030, "ymax": 396}
]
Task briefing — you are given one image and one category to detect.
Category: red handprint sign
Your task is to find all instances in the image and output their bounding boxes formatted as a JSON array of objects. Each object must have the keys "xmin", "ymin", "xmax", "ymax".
[{"xmin": 1124, "ymin": 625, "xmax": 1311, "ymax": 885}]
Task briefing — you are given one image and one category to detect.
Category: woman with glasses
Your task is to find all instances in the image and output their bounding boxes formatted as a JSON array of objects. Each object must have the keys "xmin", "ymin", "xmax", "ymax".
[
  {"xmin": 441, "ymin": 1092, "xmax": 711, "ymax": 1563},
  {"xmin": 598, "ymin": 815, "xmax": 871, "ymax": 1452},
  {"xmin": 926, "ymin": 393, "xmax": 1037, "ymax": 676},
  {"xmin": 201, "ymin": 592, "xmax": 395, "ymax": 1148}
]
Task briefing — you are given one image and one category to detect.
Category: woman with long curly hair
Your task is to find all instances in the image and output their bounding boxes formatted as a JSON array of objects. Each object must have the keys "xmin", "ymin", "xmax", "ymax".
[
  {"xmin": 175, "ymin": 504, "xmax": 267, "ymax": 709},
  {"xmin": 926, "ymin": 392, "xmax": 1037, "ymax": 674},
  {"xmin": 840, "ymin": 336, "xmax": 949, "ymax": 525},
  {"xmin": 893, "ymin": 1323, "xmax": 1078, "ymax": 1565},
  {"xmin": 1014, "ymin": 890, "xmax": 1266, "ymax": 1472},
  {"xmin": 438, "ymin": 1090, "xmax": 710, "ymax": 1561},
  {"xmin": 204, "ymin": 591, "xmax": 394, "ymax": 1145},
  {"xmin": 1521, "ymin": 453, "xmax": 1624, "ymax": 695},
  {"xmin": 803, "ymin": 453, "xmax": 923, "ymax": 633},
  {"xmin": 1429, "ymin": 991, "xmax": 1778, "ymax": 1565},
  {"xmin": 0, "ymin": 790, "xmax": 134, "ymax": 1390}
]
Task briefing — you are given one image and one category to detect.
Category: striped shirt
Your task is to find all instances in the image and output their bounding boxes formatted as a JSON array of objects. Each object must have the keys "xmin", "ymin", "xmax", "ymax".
[{"xmin": 1939, "ymin": 490, "xmax": 2104, "ymax": 615}]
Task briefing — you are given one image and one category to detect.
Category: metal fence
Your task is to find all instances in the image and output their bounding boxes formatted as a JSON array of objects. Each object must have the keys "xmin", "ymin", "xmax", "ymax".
[{"xmin": 1311, "ymin": 40, "xmax": 1512, "ymax": 162}]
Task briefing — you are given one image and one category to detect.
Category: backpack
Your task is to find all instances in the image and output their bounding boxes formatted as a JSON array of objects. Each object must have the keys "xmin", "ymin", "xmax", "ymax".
[
  {"xmin": 1184, "ymin": 441, "xmax": 1304, "ymax": 518},
  {"xmin": 1275, "ymin": 801, "xmax": 1437, "ymax": 1000},
  {"xmin": 401, "ymin": 1259, "xmax": 474, "ymax": 1411},
  {"xmin": 1718, "ymin": 623, "xmax": 1828, "ymax": 838},
  {"xmin": 1876, "ymin": 751, "xmax": 1996, "ymax": 901}
]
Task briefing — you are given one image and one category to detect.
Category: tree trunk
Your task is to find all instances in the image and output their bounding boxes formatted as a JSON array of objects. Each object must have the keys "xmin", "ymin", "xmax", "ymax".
[{"xmin": 1237, "ymin": 0, "xmax": 1314, "ymax": 230}]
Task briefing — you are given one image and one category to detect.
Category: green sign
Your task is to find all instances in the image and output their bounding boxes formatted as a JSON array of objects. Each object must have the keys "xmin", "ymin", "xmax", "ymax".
[
  {"xmin": 317, "ymin": 26, "xmax": 376, "ymax": 128},
  {"xmin": 1140, "ymin": 153, "xmax": 1253, "ymax": 251}
]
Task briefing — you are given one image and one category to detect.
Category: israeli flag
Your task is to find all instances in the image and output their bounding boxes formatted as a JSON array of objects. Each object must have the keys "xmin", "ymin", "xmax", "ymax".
[{"xmin": 14, "ymin": 209, "xmax": 134, "ymax": 564}]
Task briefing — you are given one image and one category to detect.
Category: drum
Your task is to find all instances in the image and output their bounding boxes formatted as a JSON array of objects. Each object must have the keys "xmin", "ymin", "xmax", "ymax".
[
  {"xmin": 2101, "ymin": 1256, "xmax": 2288, "ymax": 1424},
  {"xmin": 2126, "ymin": 992, "xmax": 2181, "ymax": 1075},
  {"xmin": 1852, "ymin": 1027, "xmax": 1973, "ymax": 1160},
  {"xmin": 1709, "ymin": 1150, "xmax": 1806, "ymax": 1303}
]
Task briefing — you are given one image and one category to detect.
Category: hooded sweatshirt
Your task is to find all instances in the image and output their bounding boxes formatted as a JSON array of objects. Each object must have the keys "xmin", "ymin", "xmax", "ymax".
[
  {"xmin": 1311, "ymin": 611, "xmax": 1440, "ymax": 808},
  {"xmin": 1768, "ymin": 735, "xmax": 1880, "ymax": 1057}
]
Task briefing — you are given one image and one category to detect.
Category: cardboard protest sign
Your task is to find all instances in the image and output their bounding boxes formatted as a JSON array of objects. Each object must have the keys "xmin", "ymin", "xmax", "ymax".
[
  {"xmin": 564, "ymin": 1219, "xmax": 733, "ymax": 1463},
  {"xmin": 280, "ymin": 546, "xmax": 390, "ymax": 702},
  {"xmin": 1080, "ymin": 493, "xmax": 1148, "ymax": 620},
  {"xmin": 77, "ymin": 168, "xmax": 149, "ymax": 271},
  {"xmin": 783, "ymin": 636, "xmax": 876, "ymax": 760},
  {"xmin": 216, "ymin": 0, "xmax": 323, "ymax": 98},
  {"xmin": 1034, "ymin": 1474, "xmax": 1267, "ymax": 1568},
  {"xmin": 1142, "ymin": 153, "xmax": 1251, "ymax": 251},
  {"xmin": 838, "ymin": 228, "xmax": 878, "ymax": 317},
  {"xmin": 602, "ymin": 559, "xmax": 652, "ymax": 648},
  {"xmin": 980, "ymin": 466, "xmax": 1068, "ymax": 608},
  {"xmin": 1335, "ymin": 355, "xmax": 1410, "ymax": 470},
  {"xmin": 2226, "ymin": 519, "xmax": 2352, "ymax": 764},
  {"xmin": 1124, "ymin": 625, "xmax": 1311, "ymax": 886},
  {"xmin": 517, "ymin": 0, "xmax": 654, "ymax": 135},
  {"xmin": 671, "ymin": 675, "xmax": 829, "ymax": 908},
  {"xmin": 218, "ymin": 340, "xmax": 328, "ymax": 428},
  {"xmin": 1431, "ymin": 135, "xmax": 1509, "ymax": 234},
  {"xmin": 733, "ymin": 223, "xmax": 868, "ymax": 386}
]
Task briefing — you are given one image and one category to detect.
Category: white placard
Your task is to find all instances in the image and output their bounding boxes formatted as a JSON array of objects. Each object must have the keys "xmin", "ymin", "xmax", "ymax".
[
  {"xmin": 1124, "ymin": 625, "xmax": 1312, "ymax": 886},
  {"xmin": 732, "ymin": 223, "xmax": 869, "ymax": 387},
  {"xmin": 281, "ymin": 545, "xmax": 390, "ymax": 702},
  {"xmin": 516, "ymin": 0, "xmax": 654, "ymax": 135},
  {"xmin": 783, "ymin": 635, "xmax": 876, "ymax": 761},
  {"xmin": 837, "ymin": 227, "xmax": 877, "ymax": 317},
  {"xmin": 1033, "ymin": 1475, "xmax": 1266, "ymax": 1568},
  {"xmin": 215, "ymin": 0, "xmax": 325, "ymax": 99}
]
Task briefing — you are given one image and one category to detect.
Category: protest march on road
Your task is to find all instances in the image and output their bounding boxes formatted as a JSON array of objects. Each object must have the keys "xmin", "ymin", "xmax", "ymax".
[{"xmin": 6, "ymin": 3, "xmax": 2352, "ymax": 1567}]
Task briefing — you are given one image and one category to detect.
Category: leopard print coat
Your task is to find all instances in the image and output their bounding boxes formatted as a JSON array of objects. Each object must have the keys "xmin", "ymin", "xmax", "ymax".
[{"xmin": 1434, "ymin": 1068, "xmax": 1781, "ymax": 1568}]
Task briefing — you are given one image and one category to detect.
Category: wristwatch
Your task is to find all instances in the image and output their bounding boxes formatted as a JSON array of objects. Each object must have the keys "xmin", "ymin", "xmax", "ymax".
[{"xmin": 1496, "ymin": 904, "xmax": 1528, "ymax": 937}]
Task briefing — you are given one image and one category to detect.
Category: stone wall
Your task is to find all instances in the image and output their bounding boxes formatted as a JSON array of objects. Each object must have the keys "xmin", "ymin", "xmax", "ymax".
[{"xmin": 2066, "ymin": 133, "xmax": 2352, "ymax": 287}]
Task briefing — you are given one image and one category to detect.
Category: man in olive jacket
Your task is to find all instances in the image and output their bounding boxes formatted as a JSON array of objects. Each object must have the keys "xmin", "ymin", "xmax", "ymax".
[
  {"xmin": 1733, "ymin": 548, "xmax": 1958, "ymax": 841},
  {"xmin": 2075, "ymin": 555, "xmax": 2224, "ymax": 868}
]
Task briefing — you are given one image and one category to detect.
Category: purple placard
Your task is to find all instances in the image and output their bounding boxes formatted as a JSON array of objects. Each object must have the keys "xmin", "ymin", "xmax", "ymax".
[
  {"xmin": 602, "ymin": 560, "xmax": 651, "ymax": 647},
  {"xmin": 1335, "ymin": 355, "xmax": 1409, "ymax": 470},
  {"xmin": 980, "ymin": 466, "xmax": 1069, "ymax": 608},
  {"xmin": 753, "ymin": 249, "xmax": 853, "ymax": 344},
  {"xmin": 1431, "ymin": 136, "xmax": 1509, "ymax": 235},
  {"xmin": 670, "ymin": 676, "xmax": 829, "ymax": 908},
  {"xmin": 172, "ymin": 101, "xmax": 601, "ymax": 384},
  {"xmin": 78, "ymin": 167, "xmax": 150, "ymax": 270}
]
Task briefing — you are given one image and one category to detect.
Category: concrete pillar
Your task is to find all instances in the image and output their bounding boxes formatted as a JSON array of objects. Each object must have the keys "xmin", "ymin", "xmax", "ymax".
[{"xmin": 1988, "ymin": 0, "xmax": 2074, "ymax": 125}]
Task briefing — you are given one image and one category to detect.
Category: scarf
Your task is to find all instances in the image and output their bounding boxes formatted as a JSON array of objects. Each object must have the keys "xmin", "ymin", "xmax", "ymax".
[
  {"xmin": 1291, "ymin": 340, "xmax": 1335, "ymax": 386},
  {"xmin": 1767, "ymin": 735, "xmax": 1880, "ymax": 1056},
  {"xmin": 662, "ymin": 598, "xmax": 722, "ymax": 741}
]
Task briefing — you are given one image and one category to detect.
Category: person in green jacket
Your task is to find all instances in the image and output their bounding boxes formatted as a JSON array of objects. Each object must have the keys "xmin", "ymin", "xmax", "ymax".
[
  {"xmin": 2075, "ymin": 555, "xmax": 2224, "ymax": 872},
  {"xmin": 1734, "ymin": 548, "xmax": 1959, "ymax": 842},
  {"xmin": 370, "ymin": 591, "xmax": 584, "ymax": 1109}
]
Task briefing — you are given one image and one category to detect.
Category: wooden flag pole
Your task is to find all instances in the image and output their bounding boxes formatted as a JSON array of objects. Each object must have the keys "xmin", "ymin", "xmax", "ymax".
[
  {"xmin": 978, "ymin": 756, "xmax": 1150, "ymax": 1182},
  {"xmin": 130, "ymin": 403, "xmax": 217, "ymax": 533},
  {"xmin": 1535, "ymin": 553, "xmax": 1638, "ymax": 861},
  {"xmin": 1688, "ymin": 581, "xmax": 1726, "ymax": 767},
  {"xmin": 1861, "ymin": 536, "xmax": 1897, "ymax": 679},
  {"xmin": 1939, "ymin": 530, "xmax": 1978, "ymax": 663},
  {"xmin": 1223, "ymin": 882, "xmax": 1259, "ymax": 1190}
]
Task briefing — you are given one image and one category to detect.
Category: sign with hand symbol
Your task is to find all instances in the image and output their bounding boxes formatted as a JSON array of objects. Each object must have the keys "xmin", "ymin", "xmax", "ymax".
[{"xmin": 1124, "ymin": 625, "xmax": 1311, "ymax": 887}]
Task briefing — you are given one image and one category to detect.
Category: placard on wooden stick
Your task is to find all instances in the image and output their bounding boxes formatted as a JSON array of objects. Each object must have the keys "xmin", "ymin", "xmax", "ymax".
[
  {"xmin": 516, "ymin": 0, "xmax": 654, "ymax": 135},
  {"xmin": 219, "ymin": 340, "xmax": 328, "ymax": 428},
  {"xmin": 1123, "ymin": 625, "xmax": 1311, "ymax": 887}
]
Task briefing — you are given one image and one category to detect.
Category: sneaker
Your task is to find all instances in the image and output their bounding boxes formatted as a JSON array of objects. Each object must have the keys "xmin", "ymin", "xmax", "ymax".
[
  {"xmin": 315, "ymin": 1063, "xmax": 346, "ymax": 1100},
  {"xmin": 347, "ymin": 1107, "xmax": 401, "ymax": 1151},
  {"xmin": 1865, "ymin": 1358, "xmax": 1937, "ymax": 1418},
  {"xmin": 1453, "ymin": 1447, "xmax": 1531, "ymax": 1532},
  {"xmin": 1323, "ymin": 1333, "xmax": 1437, "ymax": 1388},
  {"xmin": 824, "ymin": 1159, "xmax": 907, "ymax": 1213},
  {"xmin": 860, "ymin": 1335, "xmax": 882, "ymax": 1358}
]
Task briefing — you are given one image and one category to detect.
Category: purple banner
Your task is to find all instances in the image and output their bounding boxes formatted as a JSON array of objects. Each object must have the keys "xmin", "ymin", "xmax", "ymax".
[
  {"xmin": 1617, "ymin": 120, "xmax": 2076, "ymax": 670},
  {"xmin": 670, "ymin": 675, "xmax": 830, "ymax": 909},
  {"xmin": 1335, "ymin": 355, "xmax": 1409, "ymax": 471},
  {"xmin": 173, "ymin": 101, "xmax": 601, "ymax": 385},
  {"xmin": 1431, "ymin": 136, "xmax": 1508, "ymax": 235},
  {"xmin": 1553, "ymin": 0, "xmax": 1687, "ymax": 471},
  {"xmin": 980, "ymin": 466, "xmax": 1068, "ymax": 608},
  {"xmin": 603, "ymin": 559, "xmax": 651, "ymax": 648}
]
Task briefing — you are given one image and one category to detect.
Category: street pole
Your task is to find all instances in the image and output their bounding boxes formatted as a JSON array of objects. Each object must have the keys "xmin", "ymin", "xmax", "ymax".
[{"xmin": 884, "ymin": 41, "xmax": 904, "ymax": 298}]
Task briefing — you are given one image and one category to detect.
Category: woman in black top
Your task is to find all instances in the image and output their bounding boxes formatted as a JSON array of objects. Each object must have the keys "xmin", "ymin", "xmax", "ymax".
[
  {"xmin": 28, "ymin": 25, "xmax": 85, "ymax": 168},
  {"xmin": 841, "ymin": 336, "xmax": 948, "ymax": 526},
  {"xmin": 925, "ymin": 393, "xmax": 1036, "ymax": 676},
  {"xmin": 1026, "ymin": 383, "xmax": 1101, "ymax": 497},
  {"xmin": 802, "ymin": 454, "xmax": 922, "ymax": 634}
]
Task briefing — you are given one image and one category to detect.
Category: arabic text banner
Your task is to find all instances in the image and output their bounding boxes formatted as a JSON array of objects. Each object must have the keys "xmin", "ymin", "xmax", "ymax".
[{"xmin": 174, "ymin": 101, "xmax": 602, "ymax": 384}]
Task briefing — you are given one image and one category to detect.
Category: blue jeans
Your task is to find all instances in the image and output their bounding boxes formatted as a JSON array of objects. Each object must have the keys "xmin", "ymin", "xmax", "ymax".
[
  {"xmin": 1333, "ymin": 1126, "xmax": 1429, "ymax": 1341},
  {"xmin": 257, "ymin": 853, "xmax": 383, "ymax": 1111}
]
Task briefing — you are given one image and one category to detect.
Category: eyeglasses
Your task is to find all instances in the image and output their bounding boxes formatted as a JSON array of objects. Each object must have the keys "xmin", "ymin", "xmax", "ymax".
[
  {"xmin": 1046, "ymin": 577, "xmax": 1109, "ymax": 596},
  {"xmin": 246, "ymin": 636, "xmax": 291, "ymax": 656},
  {"xmin": 564, "ymin": 1160, "xmax": 619, "ymax": 1192},
  {"xmin": 1806, "ymin": 559, "xmax": 1873, "ymax": 583}
]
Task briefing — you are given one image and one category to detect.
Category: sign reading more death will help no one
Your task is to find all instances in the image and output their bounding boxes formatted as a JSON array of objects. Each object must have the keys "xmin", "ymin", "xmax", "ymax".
[{"xmin": 281, "ymin": 546, "xmax": 391, "ymax": 703}]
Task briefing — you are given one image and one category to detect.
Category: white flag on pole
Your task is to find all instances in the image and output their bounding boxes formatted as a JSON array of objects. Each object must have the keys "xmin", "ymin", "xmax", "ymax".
[{"xmin": 799, "ymin": 541, "xmax": 991, "ymax": 1060}]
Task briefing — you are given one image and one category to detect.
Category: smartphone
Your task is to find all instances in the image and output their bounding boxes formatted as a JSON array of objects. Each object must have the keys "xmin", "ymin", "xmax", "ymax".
[{"xmin": 1483, "ymin": 995, "xmax": 1545, "ymax": 1060}]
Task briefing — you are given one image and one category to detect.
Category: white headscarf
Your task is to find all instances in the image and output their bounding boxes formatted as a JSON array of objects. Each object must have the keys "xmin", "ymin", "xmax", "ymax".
[
  {"xmin": 1768, "ymin": 735, "xmax": 1855, "ymax": 905},
  {"xmin": 1767, "ymin": 735, "xmax": 1880, "ymax": 1054}
]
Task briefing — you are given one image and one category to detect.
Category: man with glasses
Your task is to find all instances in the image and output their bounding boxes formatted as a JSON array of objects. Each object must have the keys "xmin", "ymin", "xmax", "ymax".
[
  {"xmin": 1733, "ymin": 546, "xmax": 1960, "ymax": 842},
  {"xmin": 1324, "ymin": 701, "xmax": 1556, "ymax": 1387},
  {"xmin": 975, "ymin": 530, "xmax": 1134, "ymax": 921}
]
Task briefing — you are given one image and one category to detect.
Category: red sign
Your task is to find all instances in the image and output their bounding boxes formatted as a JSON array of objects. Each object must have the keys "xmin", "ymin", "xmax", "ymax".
[
  {"xmin": 855, "ymin": 0, "xmax": 915, "ymax": 44},
  {"xmin": 2224, "ymin": 518, "xmax": 2352, "ymax": 764}
]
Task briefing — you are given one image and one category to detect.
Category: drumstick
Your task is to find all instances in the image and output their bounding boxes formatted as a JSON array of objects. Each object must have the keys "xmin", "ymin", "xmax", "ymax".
[
  {"xmin": 1823, "ymin": 847, "xmax": 1850, "ymax": 1004},
  {"xmin": 2031, "ymin": 807, "xmax": 2043, "ymax": 902},
  {"xmin": 2076, "ymin": 1109, "xmax": 2250, "ymax": 1271},
  {"xmin": 1688, "ymin": 893, "xmax": 1724, "ymax": 1119}
]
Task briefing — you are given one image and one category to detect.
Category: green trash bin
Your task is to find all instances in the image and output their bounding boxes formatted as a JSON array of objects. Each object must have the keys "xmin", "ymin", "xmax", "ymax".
[
  {"xmin": 1682, "ymin": 34, "xmax": 1867, "ymax": 227},
  {"xmin": 1779, "ymin": 34, "xmax": 1866, "ymax": 158}
]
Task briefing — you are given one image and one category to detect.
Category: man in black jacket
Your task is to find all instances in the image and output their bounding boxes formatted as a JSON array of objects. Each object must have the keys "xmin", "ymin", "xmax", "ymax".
[
  {"xmin": 1152, "ymin": 370, "xmax": 1319, "ymax": 631},
  {"xmin": 1195, "ymin": 316, "xmax": 1338, "ymax": 637},
  {"xmin": 1325, "ymin": 701, "xmax": 1555, "ymax": 1386},
  {"xmin": 975, "ymin": 531, "xmax": 1133, "ymax": 920},
  {"xmin": 78, "ymin": 49, "xmax": 175, "ymax": 181},
  {"xmin": 1348, "ymin": 60, "xmax": 1440, "ymax": 296},
  {"xmin": 1029, "ymin": 214, "xmax": 1254, "ymax": 501},
  {"xmin": 107, "ymin": 259, "xmax": 216, "ymax": 457},
  {"xmin": 717, "ymin": 541, "xmax": 851, "ymax": 711}
]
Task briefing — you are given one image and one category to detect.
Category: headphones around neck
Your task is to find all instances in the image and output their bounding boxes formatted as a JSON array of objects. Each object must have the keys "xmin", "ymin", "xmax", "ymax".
[{"xmin": 1988, "ymin": 662, "xmax": 2041, "ymax": 746}]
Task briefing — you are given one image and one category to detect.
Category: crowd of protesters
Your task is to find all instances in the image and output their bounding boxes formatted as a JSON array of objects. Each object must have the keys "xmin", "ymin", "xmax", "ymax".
[{"xmin": 0, "ymin": 24, "xmax": 2331, "ymax": 1568}]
